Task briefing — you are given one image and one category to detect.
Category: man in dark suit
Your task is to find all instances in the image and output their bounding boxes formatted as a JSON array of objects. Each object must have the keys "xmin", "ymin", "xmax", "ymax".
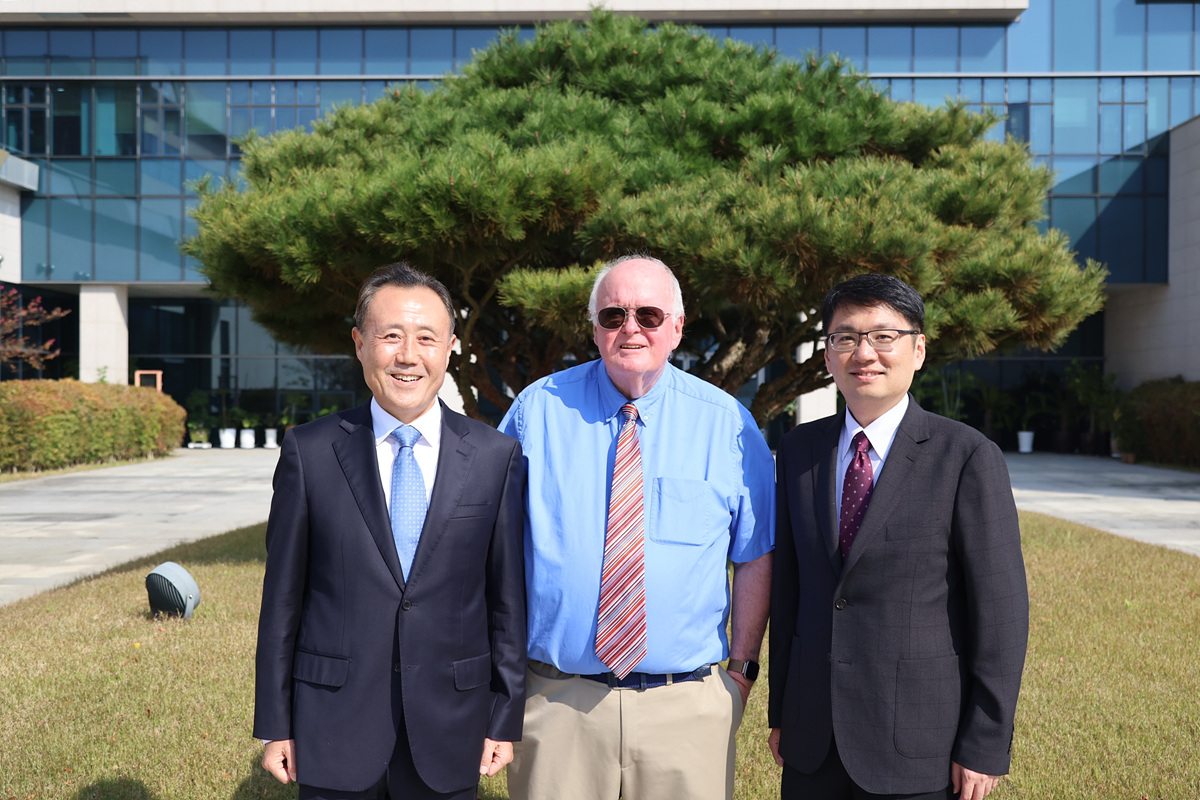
[
  {"xmin": 769, "ymin": 274, "xmax": 1028, "ymax": 800},
  {"xmin": 254, "ymin": 262, "xmax": 527, "ymax": 800}
]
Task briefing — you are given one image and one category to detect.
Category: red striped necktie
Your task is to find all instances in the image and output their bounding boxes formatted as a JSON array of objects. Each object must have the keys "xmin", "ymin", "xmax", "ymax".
[{"xmin": 595, "ymin": 403, "xmax": 648, "ymax": 679}]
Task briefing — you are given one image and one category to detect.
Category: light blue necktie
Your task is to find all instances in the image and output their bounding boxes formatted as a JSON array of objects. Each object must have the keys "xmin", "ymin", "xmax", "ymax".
[{"xmin": 389, "ymin": 425, "xmax": 427, "ymax": 578}]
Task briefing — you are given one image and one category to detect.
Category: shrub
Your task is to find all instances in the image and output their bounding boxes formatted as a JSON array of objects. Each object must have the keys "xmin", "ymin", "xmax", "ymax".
[
  {"xmin": 0, "ymin": 379, "xmax": 185, "ymax": 472},
  {"xmin": 1113, "ymin": 376, "xmax": 1200, "ymax": 466}
]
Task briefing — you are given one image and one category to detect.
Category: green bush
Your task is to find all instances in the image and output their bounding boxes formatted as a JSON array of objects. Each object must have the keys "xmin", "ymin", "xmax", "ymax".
[
  {"xmin": 0, "ymin": 379, "xmax": 186, "ymax": 472},
  {"xmin": 1113, "ymin": 376, "xmax": 1200, "ymax": 466}
]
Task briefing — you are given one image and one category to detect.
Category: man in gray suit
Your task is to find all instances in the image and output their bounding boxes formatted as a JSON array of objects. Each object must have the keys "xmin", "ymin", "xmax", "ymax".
[{"xmin": 769, "ymin": 274, "xmax": 1028, "ymax": 800}]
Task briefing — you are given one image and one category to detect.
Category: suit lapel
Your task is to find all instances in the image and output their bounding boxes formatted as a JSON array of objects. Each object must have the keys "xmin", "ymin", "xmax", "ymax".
[
  {"xmin": 842, "ymin": 399, "xmax": 931, "ymax": 576},
  {"xmin": 406, "ymin": 403, "xmax": 478, "ymax": 585},
  {"xmin": 332, "ymin": 405, "xmax": 408, "ymax": 591},
  {"xmin": 812, "ymin": 415, "xmax": 843, "ymax": 576}
]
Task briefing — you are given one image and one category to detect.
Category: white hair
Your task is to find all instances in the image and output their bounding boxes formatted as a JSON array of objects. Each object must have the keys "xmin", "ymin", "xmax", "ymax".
[{"xmin": 587, "ymin": 254, "xmax": 686, "ymax": 321}]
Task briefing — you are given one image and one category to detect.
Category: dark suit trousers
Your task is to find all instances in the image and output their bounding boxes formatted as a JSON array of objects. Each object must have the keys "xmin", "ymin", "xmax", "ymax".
[{"xmin": 781, "ymin": 738, "xmax": 953, "ymax": 800}]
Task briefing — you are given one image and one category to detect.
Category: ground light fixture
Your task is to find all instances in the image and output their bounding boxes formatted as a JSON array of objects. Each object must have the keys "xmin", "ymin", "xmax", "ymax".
[{"xmin": 145, "ymin": 561, "xmax": 201, "ymax": 618}]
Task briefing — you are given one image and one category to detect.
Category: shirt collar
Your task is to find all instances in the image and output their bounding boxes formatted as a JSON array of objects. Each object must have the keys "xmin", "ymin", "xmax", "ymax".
[
  {"xmin": 840, "ymin": 393, "xmax": 909, "ymax": 461},
  {"xmin": 594, "ymin": 359, "xmax": 672, "ymax": 426},
  {"xmin": 370, "ymin": 397, "xmax": 443, "ymax": 449}
]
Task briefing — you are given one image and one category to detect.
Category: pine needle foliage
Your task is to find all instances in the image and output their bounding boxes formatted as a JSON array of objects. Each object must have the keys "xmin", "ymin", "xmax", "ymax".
[{"xmin": 186, "ymin": 10, "xmax": 1107, "ymax": 423}]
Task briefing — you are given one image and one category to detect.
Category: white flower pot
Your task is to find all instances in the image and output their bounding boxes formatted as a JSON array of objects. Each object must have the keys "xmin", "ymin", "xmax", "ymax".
[
  {"xmin": 1017, "ymin": 430, "xmax": 1034, "ymax": 454},
  {"xmin": 239, "ymin": 428, "xmax": 257, "ymax": 449},
  {"xmin": 263, "ymin": 428, "xmax": 279, "ymax": 449},
  {"xmin": 218, "ymin": 428, "xmax": 237, "ymax": 449}
]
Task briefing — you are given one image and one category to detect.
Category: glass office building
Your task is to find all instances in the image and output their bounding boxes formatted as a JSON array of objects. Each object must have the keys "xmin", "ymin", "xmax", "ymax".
[{"xmin": 0, "ymin": 0, "xmax": 1193, "ymax": 419}]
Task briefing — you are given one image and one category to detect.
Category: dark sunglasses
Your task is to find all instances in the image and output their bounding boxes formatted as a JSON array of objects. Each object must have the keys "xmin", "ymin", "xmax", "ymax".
[{"xmin": 595, "ymin": 306, "xmax": 671, "ymax": 330}]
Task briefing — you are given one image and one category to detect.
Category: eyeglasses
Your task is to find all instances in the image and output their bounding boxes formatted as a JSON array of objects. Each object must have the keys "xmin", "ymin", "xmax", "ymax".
[
  {"xmin": 594, "ymin": 306, "xmax": 672, "ymax": 330},
  {"xmin": 825, "ymin": 329, "xmax": 920, "ymax": 352}
]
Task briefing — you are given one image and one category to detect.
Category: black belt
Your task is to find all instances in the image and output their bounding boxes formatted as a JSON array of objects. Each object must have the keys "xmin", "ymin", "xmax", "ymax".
[{"xmin": 578, "ymin": 664, "xmax": 712, "ymax": 690}]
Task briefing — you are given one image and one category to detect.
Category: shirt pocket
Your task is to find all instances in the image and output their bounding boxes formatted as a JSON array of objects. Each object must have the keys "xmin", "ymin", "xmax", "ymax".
[{"xmin": 648, "ymin": 477, "xmax": 731, "ymax": 546}]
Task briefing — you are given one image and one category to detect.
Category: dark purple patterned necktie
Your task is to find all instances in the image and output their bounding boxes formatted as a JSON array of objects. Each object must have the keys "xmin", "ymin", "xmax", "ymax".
[{"xmin": 839, "ymin": 431, "xmax": 874, "ymax": 561}]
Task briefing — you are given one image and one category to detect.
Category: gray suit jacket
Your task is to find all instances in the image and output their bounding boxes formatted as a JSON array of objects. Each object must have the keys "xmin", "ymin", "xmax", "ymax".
[{"xmin": 769, "ymin": 399, "xmax": 1028, "ymax": 795}]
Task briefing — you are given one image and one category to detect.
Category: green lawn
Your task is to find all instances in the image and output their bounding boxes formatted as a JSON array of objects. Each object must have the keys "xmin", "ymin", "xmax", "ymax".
[{"xmin": 1, "ymin": 511, "xmax": 1197, "ymax": 800}]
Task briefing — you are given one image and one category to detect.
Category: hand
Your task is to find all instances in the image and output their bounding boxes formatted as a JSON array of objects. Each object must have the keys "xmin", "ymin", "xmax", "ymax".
[
  {"xmin": 262, "ymin": 739, "xmax": 297, "ymax": 784},
  {"xmin": 768, "ymin": 728, "xmax": 784, "ymax": 767},
  {"xmin": 480, "ymin": 738, "xmax": 513, "ymax": 777},
  {"xmin": 727, "ymin": 669, "xmax": 753, "ymax": 708},
  {"xmin": 952, "ymin": 761, "xmax": 1001, "ymax": 800}
]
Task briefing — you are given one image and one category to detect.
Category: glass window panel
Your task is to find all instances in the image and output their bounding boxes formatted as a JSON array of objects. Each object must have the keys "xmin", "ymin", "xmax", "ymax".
[
  {"xmin": 1007, "ymin": 0, "xmax": 1051, "ymax": 72},
  {"xmin": 185, "ymin": 81, "xmax": 227, "ymax": 157},
  {"xmin": 275, "ymin": 106, "xmax": 297, "ymax": 131},
  {"xmin": 960, "ymin": 79, "xmax": 982, "ymax": 103},
  {"xmin": 1099, "ymin": 0, "xmax": 1144, "ymax": 71},
  {"xmin": 1099, "ymin": 78, "xmax": 1122, "ymax": 104},
  {"xmin": 364, "ymin": 80, "xmax": 387, "ymax": 103},
  {"xmin": 230, "ymin": 30, "xmax": 271, "ymax": 76},
  {"xmin": 411, "ymin": 28, "xmax": 453, "ymax": 75},
  {"xmin": 1054, "ymin": 0, "xmax": 1098, "ymax": 70},
  {"xmin": 251, "ymin": 107, "xmax": 272, "ymax": 134},
  {"xmin": 94, "ymin": 83, "xmax": 136, "ymax": 156},
  {"xmin": 49, "ymin": 31, "xmax": 92, "ymax": 76},
  {"xmin": 297, "ymin": 81, "xmax": 318, "ymax": 105},
  {"xmin": 95, "ymin": 159, "xmax": 137, "ymax": 195},
  {"xmin": 1030, "ymin": 79, "xmax": 1051, "ymax": 104},
  {"xmin": 319, "ymin": 29, "xmax": 363, "ymax": 75},
  {"xmin": 229, "ymin": 81, "xmax": 249, "ymax": 105},
  {"xmin": 28, "ymin": 85, "xmax": 47, "ymax": 104},
  {"xmin": 1144, "ymin": 155, "xmax": 1167, "ymax": 194},
  {"xmin": 298, "ymin": 106, "xmax": 319, "ymax": 130},
  {"xmin": 275, "ymin": 29, "xmax": 318, "ymax": 75},
  {"xmin": 727, "ymin": 26, "xmax": 774, "ymax": 50},
  {"xmin": 1125, "ymin": 77, "xmax": 1145, "ymax": 103},
  {"xmin": 1005, "ymin": 102, "xmax": 1029, "ymax": 142},
  {"xmin": 1147, "ymin": 3, "xmax": 1192, "ymax": 71},
  {"xmin": 1098, "ymin": 156, "xmax": 1143, "ymax": 195},
  {"xmin": 890, "ymin": 79, "xmax": 914, "ymax": 102},
  {"xmin": 5, "ymin": 29, "xmax": 48, "ymax": 76},
  {"xmin": 1050, "ymin": 197, "xmax": 1098, "ymax": 262},
  {"xmin": 275, "ymin": 80, "xmax": 295, "ymax": 105},
  {"xmin": 252, "ymin": 81, "xmax": 272, "ymax": 105},
  {"xmin": 913, "ymin": 78, "xmax": 960, "ymax": 107},
  {"xmin": 48, "ymin": 160, "xmax": 92, "ymax": 195},
  {"xmin": 913, "ymin": 27, "xmax": 957, "ymax": 72},
  {"xmin": 1053, "ymin": 157, "xmax": 1097, "ymax": 194},
  {"xmin": 159, "ymin": 81, "xmax": 182, "ymax": 105},
  {"xmin": 184, "ymin": 30, "xmax": 228, "ymax": 76},
  {"xmin": 1123, "ymin": 104, "xmax": 1146, "ymax": 153},
  {"xmin": 821, "ymin": 28, "xmax": 866, "ymax": 71},
  {"xmin": 983, "ymin": 78, "xmax": 1006, "ymax": 104},
  {"xmin": 49, "ymin": 197, "xmax": 92, "ymax": 280},
  {"xmin": 94, "ymin": 198, "xmax": 138, "ymax": 280},
  {"xmin": 162, "ymin": 107, "xmax": 182, "ymax": 155},
  {"xmin": 961, "ymin": 27, "xmax": 1004, "ymax": 72},
  {"xmin": 141, "ymin": 158, "xmax": 183, "ymax": 195},
  {"xmin": 775, "ymin": 28, "xmax": 820, "ymax": 60},
  {"xmin": 1146, "ymin": 77, "xmax": 1169, "ymax": 138},
  {"xmin": 229, "ymin": 107, "xmax": 250, "ymax": 141},
  {"xmin": 319, "ymin": 81, "xmax": 362, "ymax": 116},
  {"xmin": 21, "ymin": 196, "xmax": 49, "ymax": 280},
  {"xmin": 1052, "ymin": 79, "xmax": 1098, "ymax": 155},
  {"xmin": 185, "ymin": 159, "xmax": 226, "ymax": 194},
  {"xmin": 1099, "ymin": 105, "xmax": 1122, "ymax": 154},
  {"xmin": 867, "ymin": 27, "xmax": 911, "ymax": 73},
  {"xmin": 1145, "ymin": 196, "xmax": 1167, "ymax": 282},
  {"xmin": 50, "ymin": 83, "xmax": 90, "ymax": 155},
  {"xmin": 139, "ymin": 198, "xmax": 184, "ymax": 280},
  {"xmin": 95, "ymin": 30, "xmax": 137, "ymax": 75},
  {"xmin": 1170, "ymin": 77, "xmax": 1192, "ymax": 127},
  {"xmin": 455, "ymin": 28, "xmax": 500, "ymax": 71},
  {"xmin": 365, "ymin": 29, "xmax": 408, "ymax": 74},
  {"xmin": 1030, "ymin": 103, "xmax": 1052, "ymax": 155},
  {"xmin": 1008, "ymin": 79, "xmax": 1028, "ymax": 104},
  {"xmin": 27, "ymin": 107, "xmax": 47, "ymax": 154},
  {"xmin": 1097, "ymin": 196, "xmax": 1143, "ymax": 282},
  {"xmin": 141, "ymin": 30, "xmax": 183, "ymax": 76}
]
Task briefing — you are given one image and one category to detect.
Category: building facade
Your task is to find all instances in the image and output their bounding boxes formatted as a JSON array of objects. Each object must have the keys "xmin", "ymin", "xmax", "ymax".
[{"xmin": 0, "ymin": 0, "xmax": 1195, "ymax": 428}]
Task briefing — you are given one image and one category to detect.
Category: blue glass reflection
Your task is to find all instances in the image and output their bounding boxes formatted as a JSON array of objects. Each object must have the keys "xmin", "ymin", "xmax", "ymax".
[
  {"xmin": 961, "ymin": 27, "xmax": 1004, "ymax": 72},
  {"xmin": 411, "ymin": 28, "xmax": 453, "ymax": 75},
  {"xmin": 867, "ymin": 27, "xmax": 911, "ymax": 73},
  {"xmin": 21, "ymin": 196, "xmax": 49, "ymax": 280},
  {"xmin": 1097, "ymin": 196, "xmax": 1143, "ymax": 282},
  {"xmin": 276, "ymin": 30, "xmax": 318, "ymax": 75},
  {"xmin": 366, "ymin": 29, "xmax": 408, "ymax": 74},
  {"xmin": 1053, "ymin": 79, "xmax": 1099, "ymax": 156},
  {"xmin": 1098, "ymin": 156, "xmax": 1143, "ymax": 195},
  {"xmin": 1007, "ymin": 0, "xmax": 1051, "ymax": 72},
  {"xmin": 141, "ymin": 30, "xmax": 183, "ymax": 76},
  {"xmin": 1050, "ymin": 197, "xmax": 1098, "ymax": 261},
  {"xmin": 776, "ymin": 28, "xmax": 820, "ymax": 60},
  {"xmin": 319, "ymin": 29, "xmax": 363, "ymax": 75},
  {"xmin": 230, "ymin": 30, "xmax": 271, "ymax": 76},
  {"xmin": 913, "ymin": 27, "xmax": 957, "ymax": 72},
  {"xmin": 1053, "ymin": 157, "xmax": 1097, "ymax": 194},
  {"xmin": 822, "ymin": 28, "xmax": 866, "ymax": 71},
  {"xmin": 95, "ymin": 30, "xmax": 138, "ymax": 76},
  {"xmin": 95, "ymin": 198, "xmax": 138, "ymax": 281},
  {"xmin": 139, "ymin": 198, "xmax": 184, "ymax": 280},
  {"xmin": 1147, "ymin": 2, "xmax": 1192, "ymax": 71},
  {"xmin": 50, "ymin": 197, "xmax": 93, "ymax": 280},
  {"xmin": 1099, "ymin": 0, "xmax": 1144, "ymax": 72},
  {"xmin": 49, "ymin": 31, "xmax": 92, "ymax": 76},
  {"xmin": 184, "ymin": 30, "xmax": 227, "ymax": 76}
]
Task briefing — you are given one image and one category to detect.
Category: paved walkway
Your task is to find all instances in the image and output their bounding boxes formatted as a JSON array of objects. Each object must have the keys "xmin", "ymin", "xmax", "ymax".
[{"xmin": 1, "ymin": 448, "xmax": 1198, "ymax": 607}]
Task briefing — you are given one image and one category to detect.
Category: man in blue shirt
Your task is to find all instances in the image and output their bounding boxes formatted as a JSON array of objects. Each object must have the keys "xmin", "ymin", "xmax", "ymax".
[{"xmin": 501, "ymin": 255, "xmax": 775, "ymax": 800}]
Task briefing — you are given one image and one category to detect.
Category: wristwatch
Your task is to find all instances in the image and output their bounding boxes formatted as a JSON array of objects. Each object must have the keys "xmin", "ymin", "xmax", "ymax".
[{"xmin": 727, "ymin": 658, "xmax": 759, "ymax": 681}]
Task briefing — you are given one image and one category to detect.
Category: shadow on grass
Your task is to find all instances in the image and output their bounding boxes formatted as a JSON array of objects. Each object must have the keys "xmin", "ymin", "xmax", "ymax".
[
  {"xmin": 230, "ymin": 752, "xmax": 299, "ymax": 799},
  {"xmin": 73, "ymin": 777, "xmax": 163, "ymax": 800}
]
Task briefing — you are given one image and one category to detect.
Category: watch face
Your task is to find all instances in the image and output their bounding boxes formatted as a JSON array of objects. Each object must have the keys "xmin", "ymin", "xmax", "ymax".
[{"xmin": 744, "ymin": 661, "xmax": 760, "ymax": 681}]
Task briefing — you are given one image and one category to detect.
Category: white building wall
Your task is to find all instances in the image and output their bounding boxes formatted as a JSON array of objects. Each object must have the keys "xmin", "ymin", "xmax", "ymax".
[
  {"xmin": 79, "ymin": 285, "xmax": 130, "ymax": 385},
  {"xmin": 1104, "ymin": 115, "xmax": 1200, "ymax": 391},
  {"xmin": 0, "ymin": 184, "xmax": 20, "ymax": 285}
]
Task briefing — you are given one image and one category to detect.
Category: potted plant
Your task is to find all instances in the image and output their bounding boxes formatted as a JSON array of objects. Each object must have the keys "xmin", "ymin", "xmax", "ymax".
[
  {"xmin": 262, "ymin": 412, "xmax": 280, "ymax": 449},
  {"xmin": 233, "ymin": 408, "xmax": 260, "ymax": 449},
  {"xmin": 1065, "ymin": 361, "xmax": 1120, "ymax": 456},
  {"xmin": 216, "ymin": 392, "xmax": 237, "ymax": 449},
  {"xmin": 183, "ymin": 391, "xmax": 216, "ymax": 449},
  {"xmin": 1017, "ymin": 392, "xmax": 1050, "ymax": 454}
]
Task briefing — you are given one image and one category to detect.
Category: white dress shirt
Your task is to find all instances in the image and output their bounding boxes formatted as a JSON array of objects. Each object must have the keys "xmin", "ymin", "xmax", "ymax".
[
  {"xmin": 834, "ymin": 394, "xmax": 909, "ymax": 528},
  {"xmin": 369, "ymin": 397, "xmax": 442, "ymax": 509}
]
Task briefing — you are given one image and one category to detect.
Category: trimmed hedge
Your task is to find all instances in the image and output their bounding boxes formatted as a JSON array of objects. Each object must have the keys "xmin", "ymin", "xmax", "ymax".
[
  {"xmin": 1114, "ymin": 377, "xmax": 1200, "ymax": 467},
  {"xmin": 0, "ymin": 379, "xmax": 186, "ymax": 472}
]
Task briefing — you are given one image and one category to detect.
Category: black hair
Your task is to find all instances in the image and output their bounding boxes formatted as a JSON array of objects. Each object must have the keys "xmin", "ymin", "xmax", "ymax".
[
  {"xmin": 820, "ymin": 274, "xmax": 925, "ymax": 332},
  {"xmin": 353, "ymin": 262, "xmax": 456, "ymax": 335}
]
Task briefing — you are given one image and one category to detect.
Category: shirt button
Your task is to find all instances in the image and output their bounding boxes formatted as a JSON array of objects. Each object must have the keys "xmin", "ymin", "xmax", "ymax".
[
  {"xmin": 835, "ymin": 598, "xmax": 847, "ymax": 610},
  {"xmin": 401, "ymin": 600, "xmax": 413, "ymax": 610}
]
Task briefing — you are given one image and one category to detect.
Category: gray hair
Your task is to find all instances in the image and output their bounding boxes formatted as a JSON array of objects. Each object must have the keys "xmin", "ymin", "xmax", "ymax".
[{"xmin": 587, "ymin": 254, "xmax": 686, "ymax": 321}]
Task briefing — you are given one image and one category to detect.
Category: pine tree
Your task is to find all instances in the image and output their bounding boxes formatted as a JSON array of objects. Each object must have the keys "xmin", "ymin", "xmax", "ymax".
[{"xmin": 186, "ymin": 10, "xmax": 1106, "ymax": 424}]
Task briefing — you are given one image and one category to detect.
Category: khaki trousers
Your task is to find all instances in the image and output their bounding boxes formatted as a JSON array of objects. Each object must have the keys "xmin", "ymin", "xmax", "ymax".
[{"xmin": 507, "ymin": 662, "xmax": 744, "ymax": 800}]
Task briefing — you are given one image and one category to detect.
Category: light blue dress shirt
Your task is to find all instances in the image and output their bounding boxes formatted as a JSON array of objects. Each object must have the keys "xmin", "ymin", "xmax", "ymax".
[{"xmin": 500, "ymin": 359, "xmax": 775, "ymax": 675}]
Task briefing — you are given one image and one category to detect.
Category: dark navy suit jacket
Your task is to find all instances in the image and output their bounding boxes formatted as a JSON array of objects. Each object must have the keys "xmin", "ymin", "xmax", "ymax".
[
  {"xmin": 253, "ymin": 401, "xmax": 526, "ymax": 793},
  {"xmin": 769, "ymin": 399, "xmax": 1028, "ymax": 795}
]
